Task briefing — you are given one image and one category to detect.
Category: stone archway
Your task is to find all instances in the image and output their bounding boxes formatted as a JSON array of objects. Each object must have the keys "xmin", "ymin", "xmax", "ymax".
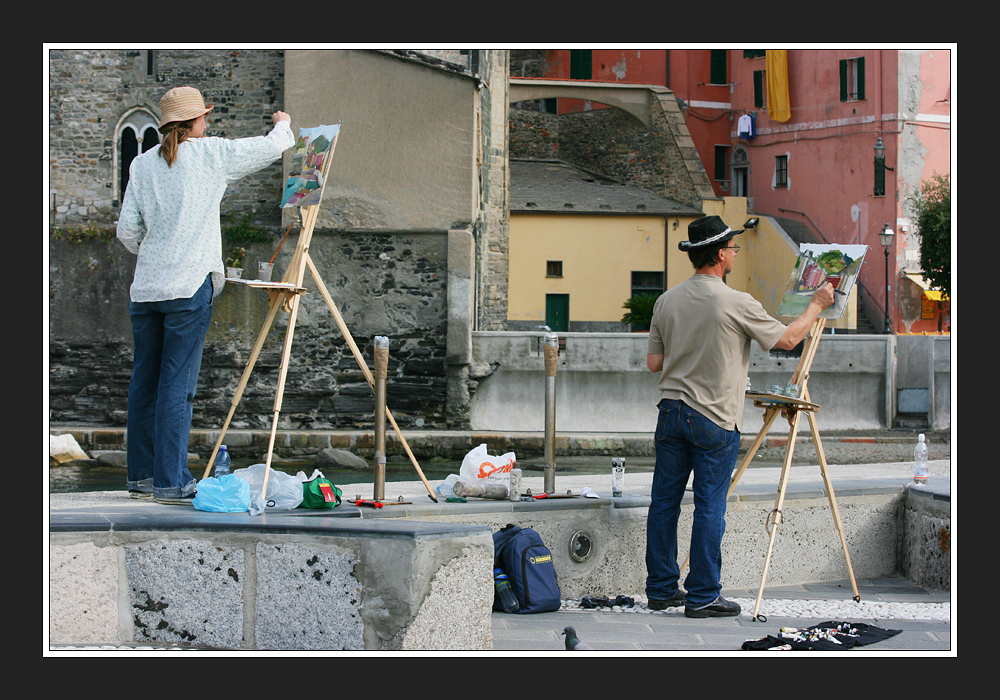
[{"xmin": 508, "ymin": 78, "xmax": 714, "ymax": 205}]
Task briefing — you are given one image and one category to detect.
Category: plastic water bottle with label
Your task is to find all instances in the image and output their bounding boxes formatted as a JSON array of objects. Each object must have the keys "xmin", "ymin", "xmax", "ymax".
[
  {"xmin": 913, "ymin": 434, "xmax": 928, "ymax": 485},
  {"xmin": 494, "ymin": 568, "xmax": 519, "ymax": 612},
  {"xmin": 215, "ymin": 445, "xmax": 232, "ymax": 479}
]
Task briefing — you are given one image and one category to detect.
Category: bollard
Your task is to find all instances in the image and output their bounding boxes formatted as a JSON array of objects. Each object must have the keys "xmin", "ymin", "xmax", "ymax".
[
  {"xmin": 373, "ymin": 336, "xmax": 389, "ymax": 502},
  {"xmin": 543, "ymin": 332, "xmax": 558, "ymax": 494}
]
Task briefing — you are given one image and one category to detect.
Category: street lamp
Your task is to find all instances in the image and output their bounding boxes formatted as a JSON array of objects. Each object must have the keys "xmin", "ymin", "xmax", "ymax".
[
  {"xmin": 879, "ymin": 223, "xmax": 895, "ymax": 333},
  {"xmin": 874, "ymin": 137, "xmax": 893, "ymax": 197}
]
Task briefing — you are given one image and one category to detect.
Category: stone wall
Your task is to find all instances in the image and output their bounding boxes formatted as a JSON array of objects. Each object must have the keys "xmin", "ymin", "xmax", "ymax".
[
  {"xmin": 48, "ymin": 48, "xmax": 511, "ymax": 431},
  {"xmin": 48, "ymin": 231, "xmax": 449, "ymax": 430},
  {"xmin": 49, "ymin": 48, "xmax": 287, "ymax": 229}
]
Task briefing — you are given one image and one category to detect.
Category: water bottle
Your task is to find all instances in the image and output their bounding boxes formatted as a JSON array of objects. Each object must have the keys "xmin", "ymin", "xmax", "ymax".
[
  {"xmin": 509, "ymin": 465, "xmax": 522, "ymax": 501},
  {"xmin": 913, "ymin": 434, "xmax": 928, "ymax": 485},
  {"xmin": 494, "ymin": 568, "xmax": 519, "ymax": 613},
  {"xmin": 215, "ymin": 445, "xmax": 232, "ymax": 479}
]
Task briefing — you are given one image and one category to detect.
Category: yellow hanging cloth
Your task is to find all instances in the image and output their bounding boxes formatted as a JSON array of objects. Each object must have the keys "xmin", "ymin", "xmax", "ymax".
[{"xmin": 766, "ymin": 49, "xmax": 791, "ymax": 122}]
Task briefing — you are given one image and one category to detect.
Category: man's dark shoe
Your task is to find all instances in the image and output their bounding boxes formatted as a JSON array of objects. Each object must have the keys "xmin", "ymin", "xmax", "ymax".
[
  {"xmin": 647, "ymin": 590, "xmax": 686, "ymax": 610},
  {"xmin": 684, "ymin": 596, "xmax": 741, "ymax": 618}
]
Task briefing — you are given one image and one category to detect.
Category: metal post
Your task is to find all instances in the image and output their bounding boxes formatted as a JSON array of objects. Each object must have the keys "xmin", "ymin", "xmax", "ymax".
[
  {"xmin": 373, "ymin": 336, "xmax": 389, "ymax": 501},
  {"xmin": 883, "ymin": 247, "xmax": 891, "ymax": 333},
  {"xmin": 543, "ymin": 332, "xmax": 558, "ymax": 494}
]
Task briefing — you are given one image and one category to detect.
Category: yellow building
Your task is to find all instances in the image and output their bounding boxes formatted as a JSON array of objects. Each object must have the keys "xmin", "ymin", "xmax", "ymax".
[
  {"xmin": 507, "ymin": 159, "xmax": 703, "ymax": 332},
  {"xmin": 508, "ymin": 162, "xmax": 859, "ymax": 333}
]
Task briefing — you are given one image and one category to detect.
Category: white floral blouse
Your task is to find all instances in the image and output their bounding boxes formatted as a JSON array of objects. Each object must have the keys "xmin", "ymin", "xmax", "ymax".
[{"xmin": 116, "ymin": 120, "xmax": 294, "ymax": 303}]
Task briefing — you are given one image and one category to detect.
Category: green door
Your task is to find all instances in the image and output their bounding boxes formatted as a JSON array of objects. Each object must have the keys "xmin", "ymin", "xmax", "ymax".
[{"xmin": 545, "ymin": 294, "xmax": 569, "ymax": 332}]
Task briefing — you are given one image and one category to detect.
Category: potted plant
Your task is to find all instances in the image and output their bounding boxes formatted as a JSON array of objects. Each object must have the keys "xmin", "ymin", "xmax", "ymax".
[
  {"xmin": 621, "ymin": 293, "xmax": 658, "ymax": 332},
  {"xmin": 225, "ymin": 247, "xmax": 246, "ymax": 278}
]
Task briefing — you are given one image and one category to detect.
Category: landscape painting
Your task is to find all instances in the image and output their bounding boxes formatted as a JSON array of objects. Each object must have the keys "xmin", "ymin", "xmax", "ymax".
[
  {"xmin": 280, "ymin": 123, "xmax": 341, "ymax": 209},
  {"xmin": 777, "ymin": 244, "xmax": 868, "ymax": 319}
]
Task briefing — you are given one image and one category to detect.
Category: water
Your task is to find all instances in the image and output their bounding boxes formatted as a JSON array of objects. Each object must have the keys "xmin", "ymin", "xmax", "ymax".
[{"xmin": 48, "ymin": 456, "xmax": 657, "ymax": 494}]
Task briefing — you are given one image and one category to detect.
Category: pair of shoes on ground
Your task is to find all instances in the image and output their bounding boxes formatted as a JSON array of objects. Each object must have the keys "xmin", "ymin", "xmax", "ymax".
[
  {"xmin": 647, "ymin": 589, "xmax": 687, "ymax": 610},
  {"xmin": 684, "ymin": 596, "xmax": 741, "ymax": 618}
]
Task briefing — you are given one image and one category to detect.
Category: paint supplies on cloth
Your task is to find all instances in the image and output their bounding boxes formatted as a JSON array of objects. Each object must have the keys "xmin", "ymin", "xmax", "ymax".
[
  {"xmin": 234, "ymin": 463, "xmax": 304, "ymax": 515},
  {"xmin": 192, "ymin": 473, "xmax": 252, "ymax": 513},
  {"xmin": 741, "ymin": 621, "xmax": 901, "ymax": 651},
  {"xmin": 459, "ymin": 443, "xmax": 516, "ymax": 493},
  {"xmin": 492, "ymin": 524, "xmax": 561, "ymax": 614}
]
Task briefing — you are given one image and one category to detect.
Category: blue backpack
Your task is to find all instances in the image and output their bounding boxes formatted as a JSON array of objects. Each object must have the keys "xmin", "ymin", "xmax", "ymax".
[{"xmin": 492, "ymin": 524, "xmax": 561, "ymax": 614}]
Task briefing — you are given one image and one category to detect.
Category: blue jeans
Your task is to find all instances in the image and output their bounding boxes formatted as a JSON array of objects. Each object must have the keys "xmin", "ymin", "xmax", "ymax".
[
  {"xmin": 126, "ymin": 276, "xmax": 212, "ymax": 498},
  {"xmin": 645, "ymin": 399, "xmax": 740, "ymax": 607}
]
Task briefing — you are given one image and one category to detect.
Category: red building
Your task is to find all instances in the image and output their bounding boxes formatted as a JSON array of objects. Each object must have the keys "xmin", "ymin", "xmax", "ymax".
[{"xmin": 531, "ymin": 48, "xmax": 952, "ymax": 334}]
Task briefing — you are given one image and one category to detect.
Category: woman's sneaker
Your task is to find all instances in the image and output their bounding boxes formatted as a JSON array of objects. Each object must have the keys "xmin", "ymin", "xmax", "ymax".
[{"xmin": 684, "ymin": 596, "xmax": 741, "ymax": 618}]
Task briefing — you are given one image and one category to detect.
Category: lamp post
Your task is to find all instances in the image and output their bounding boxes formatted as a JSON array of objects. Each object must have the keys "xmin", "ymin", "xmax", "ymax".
[{"xmin": 878, "ymin": 223, "xmax": 895, "ymax": 333}]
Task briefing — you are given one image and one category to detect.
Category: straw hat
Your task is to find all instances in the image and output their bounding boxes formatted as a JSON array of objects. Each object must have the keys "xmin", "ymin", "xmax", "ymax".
[{"xmin": 158, "ymin": 86, "xmax": 214, "ymax": 127}]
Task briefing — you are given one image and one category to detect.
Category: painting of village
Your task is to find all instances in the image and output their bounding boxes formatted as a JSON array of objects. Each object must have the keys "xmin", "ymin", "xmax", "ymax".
[
  {"xmin": 777, "ymin": 244, "xmax": 868, "ymax": 319},
  {"xmin": 280, "ymin": 123, "xmax": 341, "ymax": 209}
]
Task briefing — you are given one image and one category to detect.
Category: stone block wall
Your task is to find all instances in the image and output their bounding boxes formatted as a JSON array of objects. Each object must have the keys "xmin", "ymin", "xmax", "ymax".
[{"xmin": 49, "ymin": 48, "xmax": 286, "ymax": 229}]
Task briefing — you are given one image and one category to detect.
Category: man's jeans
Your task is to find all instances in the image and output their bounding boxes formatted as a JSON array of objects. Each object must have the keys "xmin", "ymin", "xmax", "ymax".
[
  {"xmin": 645, "ymin": 398, "xmax": 740, "ymax": 607},
  {"xmin": 126, "ymin": 276, "xmax": 212, "ymax": 498}
]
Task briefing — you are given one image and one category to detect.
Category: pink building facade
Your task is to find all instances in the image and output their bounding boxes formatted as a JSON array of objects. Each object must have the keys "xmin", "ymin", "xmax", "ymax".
[{"xmin": 536, "ymin": 48, "xmax": 951, "ymax": 334}]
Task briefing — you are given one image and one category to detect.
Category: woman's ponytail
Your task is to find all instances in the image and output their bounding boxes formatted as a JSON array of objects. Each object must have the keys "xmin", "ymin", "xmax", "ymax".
[{"xmin": 158, "ymin": 119, "xmax": 194, "ymax": 167}]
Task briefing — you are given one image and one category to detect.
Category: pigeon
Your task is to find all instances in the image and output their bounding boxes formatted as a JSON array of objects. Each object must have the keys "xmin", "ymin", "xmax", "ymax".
[{"xmin": 562, "ymin": 626, "xmax": 593, "ymax": 650}]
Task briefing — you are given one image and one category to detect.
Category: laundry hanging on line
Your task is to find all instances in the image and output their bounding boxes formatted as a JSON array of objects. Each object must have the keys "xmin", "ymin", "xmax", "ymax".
[{"xmin": 738, "ymin": 113, "xmax": 756, "ymax": 140}]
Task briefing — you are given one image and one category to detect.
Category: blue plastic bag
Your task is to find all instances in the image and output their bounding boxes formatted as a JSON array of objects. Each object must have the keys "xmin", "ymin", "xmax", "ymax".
[{"xmin": 193, "ymin": 473, "xmax": 251, "ymax": 513}]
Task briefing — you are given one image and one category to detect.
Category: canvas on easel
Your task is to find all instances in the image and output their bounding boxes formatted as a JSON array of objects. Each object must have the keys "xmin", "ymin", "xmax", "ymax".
[
  {"xmin": 280, "ymin": 124, "xmax": 341, "ymax": 209},
  {"xmin": 777, "ymin": 244, "xmax": 868, "ymax": 320},
  {"xmin": 203, "ymin": 123, "xmax": 437, "ymax": 506}
]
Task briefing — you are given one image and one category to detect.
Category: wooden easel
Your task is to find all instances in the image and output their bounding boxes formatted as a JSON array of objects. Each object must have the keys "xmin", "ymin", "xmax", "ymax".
[
  {"xmin": 201, "ymin": 126, "xmax": 437, "ymax": 503},
  {"xmin": 680, "ymin": 317, "xmax": 860, "ymax": 620}
]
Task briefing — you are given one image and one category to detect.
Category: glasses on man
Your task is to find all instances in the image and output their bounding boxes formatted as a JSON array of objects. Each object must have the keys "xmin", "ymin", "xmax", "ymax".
[{"xmin": 724, "ymin": 245, "xmax": 740, "ymax": 253}]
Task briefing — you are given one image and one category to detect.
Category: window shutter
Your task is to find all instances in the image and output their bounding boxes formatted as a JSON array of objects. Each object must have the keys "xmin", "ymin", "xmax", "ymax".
[
  {"xmin": 839, "ymin": 59, "xmax": 848, "ymax": 101},
  {"xmin": 754, "ymin": 70, "xmax": 764, "ymax": 108},
  {"xmin": 856, "ymin": 56, "xmax": 865, "ymax": 100},
  {"xmin": 710, "ymin": 50, "xmax": 727, "ymax": 84}
]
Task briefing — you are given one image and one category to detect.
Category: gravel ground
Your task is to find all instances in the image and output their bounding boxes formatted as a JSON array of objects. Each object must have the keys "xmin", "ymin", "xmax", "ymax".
[{"xmin": 559, "ymin": 596, "xmax": 950, "ymax": 622}]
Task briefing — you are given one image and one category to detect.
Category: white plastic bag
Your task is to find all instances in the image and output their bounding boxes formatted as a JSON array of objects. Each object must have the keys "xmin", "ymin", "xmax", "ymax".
[
  {"xmin": 459, "ymin": 444, "xmax": 515, "ymax": 491},
  {"xmin": 234, "ymin": 463, "xmax": 304, "ymax": 516}
]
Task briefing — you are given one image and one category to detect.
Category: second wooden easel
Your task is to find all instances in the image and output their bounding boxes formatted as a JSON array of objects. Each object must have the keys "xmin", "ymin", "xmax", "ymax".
[
  {"xmin": 201, "ymin": 126, "xmax": 437, "ymax": 503},
  {"xmin": 680, "ymin": 317, "xmax": 860, "ymax": 620}
]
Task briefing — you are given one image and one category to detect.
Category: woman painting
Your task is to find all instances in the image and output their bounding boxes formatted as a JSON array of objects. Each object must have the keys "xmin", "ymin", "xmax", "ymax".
[{"xmin": 116, "ymin": 86, "xmax": 294, "ymax": 503}]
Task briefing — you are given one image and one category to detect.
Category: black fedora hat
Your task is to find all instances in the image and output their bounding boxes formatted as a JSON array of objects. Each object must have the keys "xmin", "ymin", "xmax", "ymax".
[{"xmin": 679, "ymin": 215, "xmax": 744, "ymax": 251}]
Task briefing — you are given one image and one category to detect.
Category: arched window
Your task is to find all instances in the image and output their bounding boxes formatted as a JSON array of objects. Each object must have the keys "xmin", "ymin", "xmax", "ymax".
[{"xmin": 115, "ymin": 109, "xmax": 160, "ymax": 203}]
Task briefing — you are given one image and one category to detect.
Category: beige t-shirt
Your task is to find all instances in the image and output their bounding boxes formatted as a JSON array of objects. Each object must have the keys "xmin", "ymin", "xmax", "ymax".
[{"xmin": 647, "ymin": 274, "xmax": 786, "ymax": 432}]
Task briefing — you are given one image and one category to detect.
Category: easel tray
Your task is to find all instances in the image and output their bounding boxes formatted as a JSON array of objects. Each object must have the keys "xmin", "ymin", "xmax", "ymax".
[
  {"xmin": 746, "ymin": 392, "xmax": 820, "ymax": 412},
  {"xmin": 225, "ymin": 278, "xmax": 307, "ymax": 294}
]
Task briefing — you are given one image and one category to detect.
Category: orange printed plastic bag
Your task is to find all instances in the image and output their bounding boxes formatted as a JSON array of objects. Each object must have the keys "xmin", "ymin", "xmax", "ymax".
[{"xmin": 459, "ymin": 443, "xmax": 516, "ymax": 489}]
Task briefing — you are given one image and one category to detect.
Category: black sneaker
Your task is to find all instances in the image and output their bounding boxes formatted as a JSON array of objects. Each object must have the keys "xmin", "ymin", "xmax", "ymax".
[
  {"xmin": 154, "ymin": 492, "xmax": 196, "ymax": 505},
  {"xmin": 647, "ymin": 590, "xmax": 687, "ymax": 610},
  {"xmin": 684, "ymin": 596, "xmax": 741, "ymax": 618}
]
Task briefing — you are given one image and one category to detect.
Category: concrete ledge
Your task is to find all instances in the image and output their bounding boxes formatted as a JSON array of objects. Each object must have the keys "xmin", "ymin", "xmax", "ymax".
[
  {"xmin": 897, "ymin": 483, "xmax": 951, "ymax": 591},
  {"xmin": 49, "ymin": 469, "xmax": 950, "ymax": 650},
  {"xmin": 49, "ymin": 503, "xmax": 494, "ymax": 650},
  {"xmin": 345, "ymin": 484, "xmax": 922, "ymax": 599}
]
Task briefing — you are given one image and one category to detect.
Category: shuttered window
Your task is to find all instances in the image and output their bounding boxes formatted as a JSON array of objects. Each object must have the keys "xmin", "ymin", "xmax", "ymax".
[{"xmin": 840, "ymin": 57, "xmax": 865, "ymax": 101}]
